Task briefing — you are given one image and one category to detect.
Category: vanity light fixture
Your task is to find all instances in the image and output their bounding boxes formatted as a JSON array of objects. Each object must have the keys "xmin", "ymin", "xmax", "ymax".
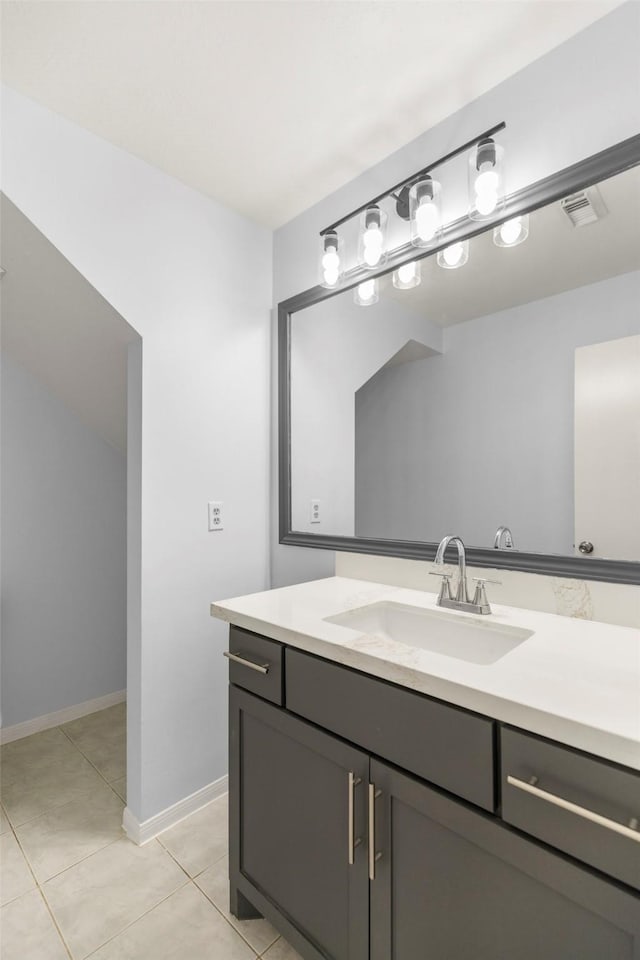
[
  {"xmin": 493, "ymin": 214, "xmax": 529, "ymax": 248},
  {"xmin": 409, "ymin": 176, "xmax": 442, "ymax": 248},
  {"xmin": 318, "ymin": 121, "xmax": 506, "ymax": 287},
  {"xmin": 319, "ymin": 230, "xmax": 344, "ymax": 288},
  {"xmin": 354, "ymin": 278, "xmax": 378, "ymax": 306},
  {"xmin": 469, "ymin": 137, "xmax": 505, "ymax": 220},
  {"xmin": 392, "ymin": 260, "xmax": 421, "ymax": 290},
  {"xmin": 358, "ymin": 205, "xmax": 388, "ymax": 270},
  {"xmin": 437, "ymin": 240, "xmax": 469, "ymax": 270}
]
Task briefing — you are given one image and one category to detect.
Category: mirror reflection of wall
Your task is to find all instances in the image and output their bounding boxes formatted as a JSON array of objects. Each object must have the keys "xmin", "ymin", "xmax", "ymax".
[{"xmin": 290, "ymin": 165, "xmax": 640, "ymax": 561}]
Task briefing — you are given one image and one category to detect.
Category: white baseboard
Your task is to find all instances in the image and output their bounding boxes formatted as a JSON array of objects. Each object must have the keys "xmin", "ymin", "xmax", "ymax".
[
  {"xmin": 0, "ymin": 690, "xmax": 127, "ymax": 745},
  {"xmin": 122, "ymin": 774, "xmax": 228, "ymax": 845}
]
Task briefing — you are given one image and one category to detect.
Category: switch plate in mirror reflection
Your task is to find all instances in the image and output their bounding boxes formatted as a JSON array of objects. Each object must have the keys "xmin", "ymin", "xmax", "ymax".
[{"xmin": 279, "ymin": 135, "xmax": 640, "ymax": 584}]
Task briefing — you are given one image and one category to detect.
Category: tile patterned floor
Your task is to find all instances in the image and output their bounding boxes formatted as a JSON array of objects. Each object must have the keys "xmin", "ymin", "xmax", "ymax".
[{"xmin": 0, "ymin": 705, "xmax": 302, "ymax": 959}]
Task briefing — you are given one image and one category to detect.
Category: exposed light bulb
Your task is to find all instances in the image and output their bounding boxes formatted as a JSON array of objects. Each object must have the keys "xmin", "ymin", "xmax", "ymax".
[
  {"xmin": 359, "ymin": 206, "xmax": 387, "ymax": 270},
  {"xmin": 397, "ymin": 262, "xmax": 417, "ymax": 284},
  {"xmin": 363, "ymin": 225, "xmax": 383, "ymax": 266},
  {"xmin": 443, "ymin": 243, "xmax": 464, "ymax": 267},
  {"xmin": 363, "ymin": 225, "xmax": 383, "ymax": 248},
  {"xmin": 498, "ymin": 218, "xmax": 523, "ymax": 245},
  {"xmin": 469, "ymin": 138, "xmax": 504, "ymax": 221},
  {"xmin": 358, "ymin": 280, "xmax": 376, "ymax": 302},
  {"xmin": 319, "ymin": 230, "xmax": 343, "ymax": 288},
  {"xmin": 321, "ymin": 249, "xmax": 340, "ymax": 271},
  {"xmin": 475, "ymin": 189, "xmax": 498, "ymax": 216},
  {"xmin": 363, "ymin": 242, "xmax": 383, "ymax": 267},
  {"xmin": 415, "ymin": 201, "xmax": 439, "ymax": 242},
  {"xmin": 493, "ymin": 213, "xmax": 529, "ymax": 249},
  {"xmin": 475, "ymin": 168, "xmax": 499, "ymax": 197}
]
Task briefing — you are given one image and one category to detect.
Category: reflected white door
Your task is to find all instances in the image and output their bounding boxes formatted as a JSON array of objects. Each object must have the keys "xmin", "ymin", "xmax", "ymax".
[{"xmin": 574, "ymin": 334, "xmax": 640, "ymax": 560}]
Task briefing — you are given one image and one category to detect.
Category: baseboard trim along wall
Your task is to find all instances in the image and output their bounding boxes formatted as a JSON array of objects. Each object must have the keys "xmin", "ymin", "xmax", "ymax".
[
  {"xmin": 0, "ymin": 689, "xmax": 127, "ymax": 744},
  {"xmin": 122, "ymin": 774, "xmax": 229, "ymax": 845}
]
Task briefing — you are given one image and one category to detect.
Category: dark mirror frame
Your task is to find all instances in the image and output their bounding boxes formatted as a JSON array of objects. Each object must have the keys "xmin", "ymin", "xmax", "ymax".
[{"xmin": 279, "ymin": 134, "xmax": 640, "ymax": 585}]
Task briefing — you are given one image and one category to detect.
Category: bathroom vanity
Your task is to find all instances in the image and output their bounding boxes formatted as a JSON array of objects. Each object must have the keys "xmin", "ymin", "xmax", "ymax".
[{"xmin": 212, "ymin": 577, "xmax": 640, "ymax": 960}]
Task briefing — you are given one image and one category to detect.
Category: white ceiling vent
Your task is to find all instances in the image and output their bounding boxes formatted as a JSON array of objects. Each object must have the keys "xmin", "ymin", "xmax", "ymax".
[{"xmin": 560, "ymin": 185, "xmax": 608, "ymax": 227}]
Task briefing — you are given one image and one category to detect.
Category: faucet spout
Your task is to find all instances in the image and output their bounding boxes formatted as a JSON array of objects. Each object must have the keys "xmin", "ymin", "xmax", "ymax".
[
  {"xmin": 494, "ymin": 525, "xmax": 514, "ymax": 549},
  {"xmin": 434, "ymin": 535, "xmax": 469, "ymax": 603}
]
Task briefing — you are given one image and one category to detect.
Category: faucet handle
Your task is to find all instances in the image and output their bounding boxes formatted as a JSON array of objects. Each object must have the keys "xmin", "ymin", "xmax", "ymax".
[
  {"xmin": 472, "ymin": 577, "xmax": 501, "ymax": 608},
  {"xmin": 429, "ymin": 571, "xmax": 453, "ymax": 602}
]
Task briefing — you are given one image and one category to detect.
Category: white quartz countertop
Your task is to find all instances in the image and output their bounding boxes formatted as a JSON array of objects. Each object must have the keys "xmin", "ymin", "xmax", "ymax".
[{"xmin": 211, "ymin": 576, "xmax": 640, "ymax": 771}]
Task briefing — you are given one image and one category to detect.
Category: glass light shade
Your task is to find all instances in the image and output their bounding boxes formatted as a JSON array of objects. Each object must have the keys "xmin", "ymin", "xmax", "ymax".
[
  {"xmin": 354, "ymin": 278, "xmax": 378, "ymax": 306},
  {"xmin": 468, "ymin": 138, "xmax": 505, "ymax": 221},
  {"xmin": 409, "ymin": 177, "xmax": 442, "ymax": 248},
  {"xmin": 392, "ymin": 260, "xmax": 421, "ymax": 290},
  {"xmin": 437, "ymin": 240, "xmax": 469, "ymax": 270},
  {"xmin": 357, "ymin": 205, "xmax": 388, "ymax": 270},
  {"xmin": 319, "ymin": 230, "xmax": 345, "ymax": 288},
  {"xmin": 493, "ymin": 214, "xmax": 529, "ymax": 248}
]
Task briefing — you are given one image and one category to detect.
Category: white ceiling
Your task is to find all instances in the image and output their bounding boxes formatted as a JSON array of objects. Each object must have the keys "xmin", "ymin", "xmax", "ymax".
[
  {"xmin": 0, "ymin": 196, "xmax": 137, "ymax": 452},
  {"xmin": 0, "ymin": 1, "xmax": 623, "ymax": 228}
]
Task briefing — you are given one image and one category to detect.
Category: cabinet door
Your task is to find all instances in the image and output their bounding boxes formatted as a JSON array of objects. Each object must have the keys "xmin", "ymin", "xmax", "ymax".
[
  {"xmin": 369, "ymin": 759, "xmax": 640, "ymax": 960},
  {"xmin": 230, "ymin": 686, "xmax": 369, "ymax": 960}
]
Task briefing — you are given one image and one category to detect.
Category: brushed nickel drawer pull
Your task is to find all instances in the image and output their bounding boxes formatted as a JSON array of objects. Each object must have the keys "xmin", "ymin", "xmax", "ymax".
[
  {"xmin": 223, "ymin": 651, "xmax": 269, "ymax": 675},
  {"xmin": 348, "ymin": 772, "xmax": 363, "ymax": 865},
  {"xmin": 507, "ymin": 775, "xmax": 640, "ymax": 843},
  {"xmin": 368, "ymin": 784, "xmax": 383, "ymax": 880}
]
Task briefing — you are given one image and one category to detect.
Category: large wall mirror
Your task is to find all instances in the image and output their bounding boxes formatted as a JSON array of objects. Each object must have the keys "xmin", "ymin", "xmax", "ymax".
[{"xmin": 279, "ymin": 136, "xmax": 640, "ymax": 583}]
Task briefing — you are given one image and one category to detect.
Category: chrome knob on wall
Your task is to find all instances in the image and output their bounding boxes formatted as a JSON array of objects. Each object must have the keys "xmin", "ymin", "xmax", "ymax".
[{"xmin": 579, "ymin": 541, "xmax": 594, "ymax": 555}]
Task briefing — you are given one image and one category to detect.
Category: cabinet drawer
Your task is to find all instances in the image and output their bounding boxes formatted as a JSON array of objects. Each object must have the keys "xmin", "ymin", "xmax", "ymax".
[
  {"xmin": 286, "ymin": 648, "xmax": 495, "ymax": 811},
  {"xmin": 501, "ymin": 727, "xmax": 640, "ymax": 890},
  {"xmin": 226, "ymin": 626, "xmax": 283, "ymax": 705}
]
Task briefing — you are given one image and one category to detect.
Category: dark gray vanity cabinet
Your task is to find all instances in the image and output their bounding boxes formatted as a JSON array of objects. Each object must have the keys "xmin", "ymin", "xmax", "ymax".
[
  {"xmin": 230, "ymin": 685, "xmax": 369, "ymax": 960},
  {"xmin": 369, "ymin": 759, "xmax": 639, "ymax": 960},
  {"xmin": 227, "ymin": 629, "xmax": 640, "ymax": 960}
]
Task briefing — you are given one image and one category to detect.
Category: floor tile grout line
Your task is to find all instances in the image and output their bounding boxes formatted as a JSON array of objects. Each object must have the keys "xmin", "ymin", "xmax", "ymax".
[
  {"xmin": 57, "ymin": 723, "xmax": 125, "ymax": 793},
  {"xmin": 2, "ymin": 820, "xmax": 74, "ymax": 960},
  {"xmin": 189, "ymin": 847, "xmax": 228, "ymax": 880},
  {"xmin": 34, "ymin": 885, "xmax": 76, "ymax": 960},
  {"xmin": 192, "ymin": 875, "xmax": 278, "ymax": 956},
  {"xmin": 154, "ymin": 838, "xmax": 195, "ymax": 881},
  {"xmin": 35, "ymin": 834, "xmax": 125, "ymax": 886},
  {"xmin": 80, "ymin": 877, "xmax": 192, "ymax": 959}
]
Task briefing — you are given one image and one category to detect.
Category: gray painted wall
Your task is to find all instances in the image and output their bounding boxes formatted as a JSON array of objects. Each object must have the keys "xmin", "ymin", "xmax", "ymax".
[
  {"xmin": 291, "ymin": 292, "xmax": 442, "ymax": 535},
  {"xmin": 2, "ymin": 85, "xmax": 272, "ymax": 822},
  {"xmin": 355, "ymin": 270, "xmax": 640, "ymax": 555},
  {"xmin": 1, "ymin": 353, "xmax": 127, "ymax": 726},
  {"xmin": 271, "ymin": 2, "xmax": 640, "ymax": 587}
]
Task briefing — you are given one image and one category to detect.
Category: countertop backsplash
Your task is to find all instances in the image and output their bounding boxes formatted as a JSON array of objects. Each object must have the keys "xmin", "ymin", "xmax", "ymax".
[{"xmin": 335, "ymin": 553, "xmax": 640, "ymax": 630}]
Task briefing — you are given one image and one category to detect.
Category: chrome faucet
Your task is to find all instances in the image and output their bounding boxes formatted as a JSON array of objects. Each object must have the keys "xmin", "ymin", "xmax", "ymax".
[
  {"xmin": 432, "ymin": 534, "xmax": 500, "ymax": 615},
  {"xmin": 494, "ymin": 525, "xmax": 514, "ymax": 549},
  {"xmin": 434, "ymin": 535, "xmax": 469, "ymax": 602}
]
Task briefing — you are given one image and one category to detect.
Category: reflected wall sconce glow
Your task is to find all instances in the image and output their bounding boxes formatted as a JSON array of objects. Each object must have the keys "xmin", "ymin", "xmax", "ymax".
[
  {"xmin": 358, "ymin": 205, "xmax": 388, "ymax": 270},
  {"xmin": 469, "ymin": 137, "xmax": 505, "ymax": 220},
  {"xmin": 354, "ymin": 278, "xmax": 378, "ymax": 306},
  {"xmin": 409, "ymin": 177, "xmax": 442, "ymax": 248},
  {"xmin": 493, "ymin": 214, "xmax": 529, "ymax": 248},
  {"xmin": 437, "ymin": 240, "xmax": 469, "ymax": 270},
  {"xmin": 392, "ymin": 260, "xmax": 421, "ymax": 290},
  {"xmin": 319, "ymin": 230, "xmax": 344, "ymax": 288}
]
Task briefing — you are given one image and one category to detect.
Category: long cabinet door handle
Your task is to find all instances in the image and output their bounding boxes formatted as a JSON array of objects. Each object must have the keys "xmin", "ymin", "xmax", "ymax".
[
  {"xmin": 348, "ymin": 772, "xmax": 363, "ymax": 865},
  {"xmin": 506, "ymin": 776, "xmax": 640, "ymax": 842},
  {"xmin": 368, "ymin": 784, "xmax": 383, "ymax": 880},
  {"xmin": 223, "ymin": 651, "xmax": 269, "ymax": 675}
]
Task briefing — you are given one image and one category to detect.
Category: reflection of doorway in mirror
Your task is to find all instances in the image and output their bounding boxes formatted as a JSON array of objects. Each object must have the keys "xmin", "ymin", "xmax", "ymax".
[{"xmin": 574, "ymin": 334, "xmax": 640, "ymax": 561}]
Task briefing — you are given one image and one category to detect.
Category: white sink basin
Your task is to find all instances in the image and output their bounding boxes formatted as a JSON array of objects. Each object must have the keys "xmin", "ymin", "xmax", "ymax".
[{"xmin": 324, "ymin": 601, "xmax": 533, "ymax": 665}]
